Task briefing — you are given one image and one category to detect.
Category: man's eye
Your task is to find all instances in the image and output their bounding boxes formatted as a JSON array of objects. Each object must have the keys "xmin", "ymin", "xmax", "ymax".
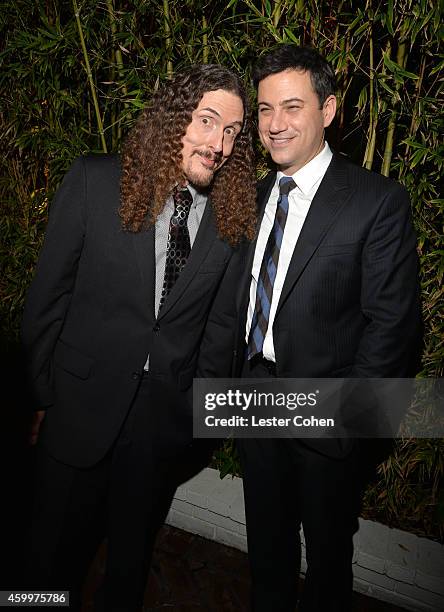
[
  {"xmin": 259, "ymin": 108, "xmax": 272, "ymax": 114},
  {"xmin": 201, "ymin": 117, "xmax": 212, "ymax": 126},
  {"xmin": 287, "ymin": 106, "xmax": 301, "ymax": 111}
]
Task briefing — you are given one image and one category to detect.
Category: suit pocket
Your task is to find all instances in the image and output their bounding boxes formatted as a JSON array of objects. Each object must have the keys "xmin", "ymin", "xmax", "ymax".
[
  {"xmin": 316, "ymin": 242, "xmax": 361, "ymax": 257},
  {"xmin": 54, "ymin": 340, "xmax": 94, "ymax": 380},
  {"xmin": 198, "ymin": 262, "xmax": 227, "ymax": 274}
]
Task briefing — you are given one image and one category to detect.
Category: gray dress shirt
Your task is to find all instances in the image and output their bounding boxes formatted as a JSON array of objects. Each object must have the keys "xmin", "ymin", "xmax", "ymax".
[{"xmin": 144, "ymin": 185, "xmax": 207, "ymax": 370}]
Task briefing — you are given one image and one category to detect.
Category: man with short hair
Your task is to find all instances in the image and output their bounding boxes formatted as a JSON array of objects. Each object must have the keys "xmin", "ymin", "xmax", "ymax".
[
  {"xmin": 235, "ymin": 45, "xmax": 421, "ymax": 611},
  {"xmin": 22, "ymin": 64, "xmax": 256, "ymax": 612}
]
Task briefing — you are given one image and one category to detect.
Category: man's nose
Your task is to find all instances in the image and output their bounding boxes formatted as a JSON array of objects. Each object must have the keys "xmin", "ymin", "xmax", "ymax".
[
  {"xmin": 208, "ymin": 127, "xmax": 224, "ymax": 152},
  {"xmin": 269, "ymin": 110, "xmax": 287, "ymax": 133}
]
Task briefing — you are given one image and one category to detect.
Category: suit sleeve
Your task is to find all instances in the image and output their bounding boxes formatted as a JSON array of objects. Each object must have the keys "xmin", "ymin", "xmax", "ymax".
[
  {"xmin": 21, "ymin": 157, "xmax": 87, "ymax": 407},
  {"xmin": 352, "ymin": 183, "xmax": 422, "ymax": 377},
  {"xmin": 195, "ymin": 244, "xmax": 246, "ymax": 379}
]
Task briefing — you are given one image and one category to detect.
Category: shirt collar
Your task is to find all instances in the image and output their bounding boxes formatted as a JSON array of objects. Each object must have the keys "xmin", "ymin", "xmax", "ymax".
[
  {"xmin": 171, "ymin": 183, "xmax": 207, "ymax": 210},
  {"xmin": 186, "ymin": 183, "xmax": 207, "ymax": 209},
  {"xmin": 277, "ymin": 142, "xmax": 333, "ymax": 196}
]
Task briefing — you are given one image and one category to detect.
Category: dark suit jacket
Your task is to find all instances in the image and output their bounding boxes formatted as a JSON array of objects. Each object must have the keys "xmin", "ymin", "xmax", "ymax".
[
  {"xmin": 22, "ymin": 155, "xmax": 240, "ymax": 467},
  {"xmin": 233, "ymin": 153, "xmax": 422, "ymax": 454}
]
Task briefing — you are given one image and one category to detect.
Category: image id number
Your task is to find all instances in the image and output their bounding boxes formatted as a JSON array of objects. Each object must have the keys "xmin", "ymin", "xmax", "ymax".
[{"xmin": 0, "ymin": 591, "xmax": 69, "ymax": 607}]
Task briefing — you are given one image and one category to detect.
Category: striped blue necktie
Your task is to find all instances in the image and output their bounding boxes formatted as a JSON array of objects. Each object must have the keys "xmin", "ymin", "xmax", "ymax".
[{"xmin": 248, "ymin": 176, "xmax": 296, "ymax": 359}]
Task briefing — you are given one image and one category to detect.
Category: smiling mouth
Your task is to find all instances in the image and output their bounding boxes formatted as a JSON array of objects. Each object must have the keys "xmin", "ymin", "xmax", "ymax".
[
  {"xmin": 199, "ymin": 155, "xmax": 217, "ymax": 168},
  {"xmin": 195, "ymin": 150, "xmax": 222, "ymax": 170},
  {"xmin": 270, "ymin": 137, "xmax": 294, "ymax": 146}
]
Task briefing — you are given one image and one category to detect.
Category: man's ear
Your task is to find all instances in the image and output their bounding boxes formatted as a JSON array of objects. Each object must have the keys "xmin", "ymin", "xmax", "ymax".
[{"xmin": 322, "ymin": 95, "xmax": 337, "ymax": 128}]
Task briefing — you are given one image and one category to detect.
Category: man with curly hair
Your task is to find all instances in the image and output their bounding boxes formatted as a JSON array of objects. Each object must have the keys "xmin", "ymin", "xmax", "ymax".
[{"xmin": 22, "ymin": 64, "xmax": 256, "ymax": 611}]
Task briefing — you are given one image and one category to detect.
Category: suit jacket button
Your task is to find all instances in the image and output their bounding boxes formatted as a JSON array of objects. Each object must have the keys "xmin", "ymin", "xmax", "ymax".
[
  {"xmin": 153, "ymin": 323, "xmax": 160, "ymax": 332},
  {"xmin": 132, "ymin": 371, "xmax": 140, "ymax": 380}
]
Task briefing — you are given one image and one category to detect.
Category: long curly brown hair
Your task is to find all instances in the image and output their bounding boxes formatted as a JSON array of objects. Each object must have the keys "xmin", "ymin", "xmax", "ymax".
[{"xmin": 120, "ymin": 64, "xmax": 256, "ymax": 245}]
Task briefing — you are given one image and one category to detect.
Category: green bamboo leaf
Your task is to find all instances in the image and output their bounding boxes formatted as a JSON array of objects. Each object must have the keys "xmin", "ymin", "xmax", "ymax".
[
  {"xmin": 432, "ymin": 5, "xmax": 441, "ymax": 33},
  {"xmin": 383, "ymin": 51, "xmax": 418, "ymax": 80},
  {"xmin": 377, "ymin": 77, "xmax": 397, "ymax": 99},
  {"xmin": 382, "ymin": 51, "xmax": 399, "ymax": 73},
  {"xmin": 356, "ymin": 85, "xmax": 368, "ymax": 109},
  {"xmin": 410, "ymin": 148, "xmax": 427, "ymax": 168},
  {"xmin": 386, "ymin": 0, "xmax": 394, "ymax": 36},
  {"xmin": 402, "ymin": 138, "xmax": 424, "ymax": 149},
  {"xmin": 411, "ymin": 10, "xmax": 434, "ymax": 45},
  {"xmin": 354, "ymin": 21, "xmax": 370, "ymax": 37},
  {"xmin": 398, "ymin": 67, "xmax": 419, "ymax": 80},
  {"xmin": 283, "ymin": 27, "xmax": 299, "ymax": 43},
  {"xmin": 346, "ymin": 11, "xmax": 363, "ymax": 32},
  {"xmin": 430, "ymin": 58, "xmax": 444, "ymax": 76}
]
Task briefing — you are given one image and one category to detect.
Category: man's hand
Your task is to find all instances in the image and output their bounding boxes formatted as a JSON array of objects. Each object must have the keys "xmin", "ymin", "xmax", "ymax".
[{"xmin": 30, "ymin": 410, "xmax": 46, "ymax": 445}]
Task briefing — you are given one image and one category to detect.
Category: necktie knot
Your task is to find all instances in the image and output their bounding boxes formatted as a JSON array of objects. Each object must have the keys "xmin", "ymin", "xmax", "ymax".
[{"xmin": 279, "ymin": 176, "xmax": 296, "ymax": 197}]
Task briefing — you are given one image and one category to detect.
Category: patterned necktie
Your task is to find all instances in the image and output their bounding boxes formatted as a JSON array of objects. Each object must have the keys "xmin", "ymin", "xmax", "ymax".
[
  {"xmin": 248, "ymin": 176, "xmax": 296, "ymax": 359},
  {"xmin": 159, "ymin": 186, "xmax": 193, "ymax": 310}
]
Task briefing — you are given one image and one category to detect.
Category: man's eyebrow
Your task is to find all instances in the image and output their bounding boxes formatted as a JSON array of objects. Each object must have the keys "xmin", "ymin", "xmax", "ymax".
[
  {"xmin": 200, "ymin": 106, "xmax": 221, "ymax": 117},
  {"xmin": 281, "ymin": 97, "xmax": 304, "ymax": 104},
  {"xmin": 200, "ymin": 107, "xmax": 243, "ymax": 127},
  {"xmin": 258, "ymin": 97, "xmax": 305, "ymax": 106}
]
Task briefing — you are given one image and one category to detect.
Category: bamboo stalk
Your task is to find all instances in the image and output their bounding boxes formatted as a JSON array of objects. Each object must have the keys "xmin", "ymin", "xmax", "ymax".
[
  {"xmin": 87, "ymin": 101, "xmax": 92, "ymax": 138},
  {"xmin": 272, "ymin": 0, "xmax": 282, "ymax": 29},
  {"xmin": 381, "ymin": 41, "xmax": 407, "ymax": 177},
  {"xmin": 337, "ymin": 34, "xmax": 350, "ymax": 151},
  {"xmin": 332, "ymin": 1, "xmax": 344, "ymax": 51},
  {"xmin": 105, "ymin": 0, "xmax": 129, "ymax": 144},
  {"xmin": 106, "ymin": 0, "xmax": 129, "ymax": 98},
  {"xmin": 163, "ymin": 0, "xmax": 173, "ymax": 78},
  {"xmin": 109, "ymin": 49, "xmax": 117, "ymax": 150},
  {"xmin": 381, "ymin": 118, "xmax": 396, "ymax": 178},
  {"xmin": 72, "ymin": 0, "xmax": 107, "ymax": 152},
  {"xmin": 398, "ymin": 59, "xmax": 427, "ymax": 184},
  {"xmin": 202, "ymin": 14, "xmax": 209, "ymax": 63},
  {"xmin": 402, "ymin": 54, "xmax": 426, "ymax": 171},
  {"xmin": 364, "ymin": 31, "xmax": 377, "ymax": 170}
]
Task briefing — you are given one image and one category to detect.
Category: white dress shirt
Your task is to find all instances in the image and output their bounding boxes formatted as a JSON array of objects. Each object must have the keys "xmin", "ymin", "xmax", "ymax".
[{"xmin": 246, "ymin": 142, "xmax": 333, "ymax": 361}]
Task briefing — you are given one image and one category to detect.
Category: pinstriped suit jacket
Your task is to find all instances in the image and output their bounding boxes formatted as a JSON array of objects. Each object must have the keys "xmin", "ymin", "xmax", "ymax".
[
  {"xmin": 233, "ymin": 153, "xmax": 422, "ymax": 455},
  {"xmin": 22, "ymin": 155, "xmax": 240, "ymax": 467}
]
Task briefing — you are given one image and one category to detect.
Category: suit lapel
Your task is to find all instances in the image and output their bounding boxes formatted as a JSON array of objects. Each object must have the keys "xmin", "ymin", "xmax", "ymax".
[
  {"xmin": 275, "ymin": 154, "xmax": 352, "ymax": 316},
  {"xmin": 157, "ymin": 198, "xmax": 217, "ymax": 319},
  {"xmin": 236, "ymin": 172, "xmax": 276, "ymax": 314},
  {"xmin": 234, "ymin": 172, "xmax": 276, "ymax": 355},
  {"xmin": 132, "ymin": 223, "xmax": 156, "ymax": 319}
]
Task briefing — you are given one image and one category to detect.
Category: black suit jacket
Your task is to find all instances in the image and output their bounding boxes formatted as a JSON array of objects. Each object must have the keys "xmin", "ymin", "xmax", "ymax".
[
  {"xmin": 234, "ymin": 153, "xmax": 422, "ymax": 454},
  {"xmin": 22, "ymin": 155, "xmax": 240, "ymax": 467}
]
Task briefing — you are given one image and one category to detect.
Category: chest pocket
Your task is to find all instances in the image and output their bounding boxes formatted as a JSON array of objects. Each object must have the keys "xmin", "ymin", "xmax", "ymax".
[
  {"xmin": 198, "ymin": 261, "xmax": 228, "ymax": 274},
  {"xmin": 316, "ymin": 241, "xmax": 362, "ymax": 258}
]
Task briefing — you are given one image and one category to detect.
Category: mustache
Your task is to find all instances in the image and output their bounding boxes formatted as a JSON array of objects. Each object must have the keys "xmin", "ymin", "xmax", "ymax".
[{"xmin": 195, "ymin": 149, "xmax": 223, "ymax": 164}]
